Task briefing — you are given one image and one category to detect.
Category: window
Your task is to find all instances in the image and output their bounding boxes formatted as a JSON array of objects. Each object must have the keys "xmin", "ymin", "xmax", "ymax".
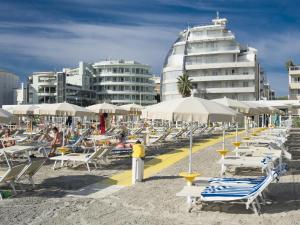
[
  {"xmin": 113, "ymin": 68, "xmax": 117, "ymax": 73},
  {"xmin": 243, "ymin": 81, "xmax": 249, "ymax": 87},
  {"xmin": 125, "ymin": 68, "xmax": 130, "ymax": 73}
]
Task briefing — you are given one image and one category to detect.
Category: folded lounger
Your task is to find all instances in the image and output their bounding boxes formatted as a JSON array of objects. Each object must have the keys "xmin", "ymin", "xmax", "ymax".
[{"xmin": 0, "ymin": 164, "xmax": 27, "ymax": 195}]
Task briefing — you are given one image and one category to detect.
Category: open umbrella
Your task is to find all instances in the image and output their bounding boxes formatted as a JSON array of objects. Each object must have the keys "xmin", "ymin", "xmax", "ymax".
[
  {"xmin": 212, "ymin": 97, "xmax": 247, "ymax": 142},
  {"xmin": 34, "ymin": 103, "xmax": 92, "ymax": 117},
  {"xmin": 120, "ymin": 103, "xmax": 144, "ymax": 114},
  {"xmin": 212, "ymin": 97, "xmax": 250, "ymax": 114},
  {"xmin": 87, "ymin": 103, "xmax": 128, "ymax": 115},
  {"xmin": 6, "ymin": 105, "xmax": 39, "ymax": 116},
  {"xmin": 142, "ymin": 96, "xmax": 237, "ymax": 173}
]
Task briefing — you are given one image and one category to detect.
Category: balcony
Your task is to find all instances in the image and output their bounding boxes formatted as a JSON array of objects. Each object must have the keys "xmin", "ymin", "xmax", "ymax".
[
  {"xmin": 289, "ymin": 83, "xmax": 300, "ymax": 89},
  {"xmin": 95, "ymin": 81, "xmax": 155, "ymax": 86},
  {"xmin": 289, "ymin": 69, "xmax": 300, "ymax": 75},
  {"xmin": 38, "ymin": 82, "xmax": 57, "ymax": 86},
  {"xmin": 37, "ymin": 92, "xmax": 57, "ymax": 96},
  {"xmin": 188, "ymin": 34, "xmax": 234, "ymax": 42},
  {"xmin": 96, "ymin": 90, "xmax": 156, "ymax": 95},
  {"xmin": 289, "ymin": 94, "xmax": 300, "ymax": 100},
  {"xmin": 94, "ymin": 73, "xmax": 152, "ymax": 78},
  {"xmin": 187, "ymin": 46, "xmax": 239, "ymax": 56},
  {"xmin": 109, "ymin": 99, "xmax": 157, "ymax": 104},
  {"xmin": 185, "ymin": 61, "xmax": 255, "ymax": 70},
  {"xmin": 190, "ymin": 74, "xmax": 255, "ymax": 82},
  {"xmin": 204, "ymin": 86, "xmax": 255, "ymax": 94}
]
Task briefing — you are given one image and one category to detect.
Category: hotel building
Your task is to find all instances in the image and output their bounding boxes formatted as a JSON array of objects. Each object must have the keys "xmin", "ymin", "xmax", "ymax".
[
  {"xmin": 161, "ymin": 16, "xmax": 273, "ymax": 101},
  {"xmin": 26, "ymin": 71, "xmax": 96, "ymax": 106},
  {"xmin": 91, "ymin": 60, "xmax": 156, "ymax": 105},
  {"xmin": 24, "ymin": 60, "xmax": 157, "ymax": 106},
  {"xmin": 288, "ymin": 66, "xmax": 300, "ymax": 100}
]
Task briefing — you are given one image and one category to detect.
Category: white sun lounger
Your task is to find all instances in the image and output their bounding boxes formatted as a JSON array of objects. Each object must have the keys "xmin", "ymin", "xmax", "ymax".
[
  {"xmin": 218, "ymin": 155, "xmax": 278, "ymax": 175},
  {"xmin": 177, "ymin": 169, "xmax": 283, "ymax": 214},
  {"xmin": 50, "ymin": 146, "xmax": 111, "ymax": 172},
  {"xmin": 16, "ymin": 158, "xmax": 46, "ymax": 189},
  {"xmin": 0, "ymin": 164, "xmax": 27, "ymax": 195}
]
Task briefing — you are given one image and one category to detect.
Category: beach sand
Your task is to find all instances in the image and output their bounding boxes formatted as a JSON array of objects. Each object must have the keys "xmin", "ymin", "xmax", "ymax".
[{"xmin": 0, "ymin": 134, "xmax": 299, "ymax": 225}]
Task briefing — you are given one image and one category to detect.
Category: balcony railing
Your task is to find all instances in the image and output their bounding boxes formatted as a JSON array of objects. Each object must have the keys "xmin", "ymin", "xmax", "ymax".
[{"xmin": 290, "ymin": 66, "xmax": 300, "ymax": 71}]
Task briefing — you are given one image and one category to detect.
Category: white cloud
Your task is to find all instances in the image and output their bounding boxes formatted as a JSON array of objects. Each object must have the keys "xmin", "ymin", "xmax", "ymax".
[{"xmin": 0, "ymin": 22, "xmax": 180, "ymax": 75}]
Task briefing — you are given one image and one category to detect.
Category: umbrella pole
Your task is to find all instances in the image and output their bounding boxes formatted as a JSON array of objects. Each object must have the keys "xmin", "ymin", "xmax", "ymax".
[
  {"xmin": 222, "ymin": 123, "xmax": 225, "ymax": 150},
  {"xmin": 188, "ymin": 125, "xmax": 193, "ymax": 174},
  {"xmin": 235, "ymin": 122, "xmax": 238, "ymax": 142}
]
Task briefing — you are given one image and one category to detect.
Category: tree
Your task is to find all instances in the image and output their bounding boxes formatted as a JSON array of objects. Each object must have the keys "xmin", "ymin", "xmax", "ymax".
[
  {"xmin": 285, "ymin": 59, "xmax": 295, "ymax": 71},
  {"xmin": 177, "ymin": 73, "xmax": 193, "ymax": 97}
]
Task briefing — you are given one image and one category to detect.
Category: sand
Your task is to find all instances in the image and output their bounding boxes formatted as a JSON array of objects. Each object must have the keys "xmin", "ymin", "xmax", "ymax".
[{"xmin": 0, "ymin": 134, "xmax": 300, "ymax": 225}]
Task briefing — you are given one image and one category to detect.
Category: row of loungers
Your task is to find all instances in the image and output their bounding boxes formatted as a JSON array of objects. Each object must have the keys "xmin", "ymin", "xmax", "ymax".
[{"xmin": 177, "ymin": 126, "xmax": 291, "ymax": 215}]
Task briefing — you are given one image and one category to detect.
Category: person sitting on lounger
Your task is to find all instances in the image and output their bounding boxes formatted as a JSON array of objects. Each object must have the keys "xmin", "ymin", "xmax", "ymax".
[
  {"xmin": 49, "ymin": 127, "xmax": 63, "ymax": 157},
  {"xmin": 2, "ymin": 129, "xmax": 15, "ymax": 147}
]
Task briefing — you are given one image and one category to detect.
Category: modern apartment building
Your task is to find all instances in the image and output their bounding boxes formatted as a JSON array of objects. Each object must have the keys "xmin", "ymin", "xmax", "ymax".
[
  {"xmin": 288, "ymin": 66, "xmax": 300, "ymax": 100},
  {"xmin": 23, "ymin": 60, "xmax": 156, "ymax": 106},
  {"xmin": 91, "ymin": 60, "xmax": 156, "ymax": 105},
  {"xmin": 26, "ymin": 71, "xmax": 96, "ymax": 106},
  {"xmin": 161, "ymin": 16, "xmax": 272, "ymax": 101},
  {"xmin": 0, "ymin": 70, "xmax": 19, "ymax": 107}
]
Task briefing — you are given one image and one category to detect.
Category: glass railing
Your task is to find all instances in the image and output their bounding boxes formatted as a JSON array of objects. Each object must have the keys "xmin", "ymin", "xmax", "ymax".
[
  {"xmin": 290, "ymin": 66, "xmax": 300, "ymax": 71},
  {"xmin": 188, "ymin": 46, "xmax": 238, "ymax": 53}
]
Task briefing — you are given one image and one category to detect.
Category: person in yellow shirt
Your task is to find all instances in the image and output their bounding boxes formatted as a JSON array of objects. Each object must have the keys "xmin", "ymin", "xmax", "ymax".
[{"xmin": 132, "ymin": 140, "xmax": 145, "ymax": 184}]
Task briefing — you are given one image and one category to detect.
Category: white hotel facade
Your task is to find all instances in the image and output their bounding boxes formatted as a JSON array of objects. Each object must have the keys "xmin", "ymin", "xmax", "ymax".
[
  {"xmin": 288, "ymin": 66, "xmax": 300, "ymax": 100},
  {"xmin": 91, "ymin": 60, "xmax": 157, "ymax": 105},
  {"xmin": 161, "ymin": 16, "xmax": 273, "ymax": 101},
  {"xmin": 24, "ymin": 60, "xmax": 157, "ymax": 106}
]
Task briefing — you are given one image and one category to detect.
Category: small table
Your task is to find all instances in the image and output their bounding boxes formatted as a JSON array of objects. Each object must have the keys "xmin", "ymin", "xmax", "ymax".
[
  {"xmin": 57, "ymin": 147, "xmax": 71, "ymax": 167},
  {"xmin": 179, "ymin": 172, "xmax": 200, "ymax": 209},
  {"xmin": 232, "ymin": 141, "xmax": 241, "ymax": 156},
  {"xmin": 216, "ymin": 149, "xmax": 230, "ymax": 175}
]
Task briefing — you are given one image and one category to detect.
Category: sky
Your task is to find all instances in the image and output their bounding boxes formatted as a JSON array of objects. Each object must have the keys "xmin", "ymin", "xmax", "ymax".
[{"xmin": 0, "ymin": 0, "xmax": 299, "ymax": 96}]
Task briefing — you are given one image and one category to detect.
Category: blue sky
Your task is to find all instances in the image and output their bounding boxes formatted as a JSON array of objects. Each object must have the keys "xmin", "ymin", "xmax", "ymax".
[{"xmin": 0, "ymin": 0, "xmax": 299, "ymax": 96}]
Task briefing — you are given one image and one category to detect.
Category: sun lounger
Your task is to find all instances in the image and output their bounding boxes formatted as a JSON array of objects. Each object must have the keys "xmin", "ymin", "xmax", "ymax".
[
  {"xmin": 50, "ymin": 146, "xmax": 111, "ymax": 172},
  {"xmin": 177, "ymin": 169, "xmax": 283, "ymax": 214},
  {"xmin": 0, "ymin": 164, "xmax": 27, "ymax": 195},
  {"xmin": 16, "ymin": 158, "xmax": 46, "ymax": 189},
  {"xmin": 218, "ymin": 155, "xmax": 278, "ymax": 175}
]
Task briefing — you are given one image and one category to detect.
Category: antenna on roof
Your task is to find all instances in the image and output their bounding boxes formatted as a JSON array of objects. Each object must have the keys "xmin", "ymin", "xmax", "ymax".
[{"xmin": 216, "ymin": 11, "xmax": 219, "ymax": 19}]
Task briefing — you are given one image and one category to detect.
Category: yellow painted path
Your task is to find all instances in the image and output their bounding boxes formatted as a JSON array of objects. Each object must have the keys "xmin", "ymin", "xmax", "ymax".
[{"xmin": 104, "ymin": 131, "xmax": 245, "ymax": 187}]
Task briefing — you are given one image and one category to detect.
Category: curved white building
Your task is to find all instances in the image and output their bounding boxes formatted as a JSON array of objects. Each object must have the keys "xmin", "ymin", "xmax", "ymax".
[
  {"xmin": 0, "ymin": 70, "xmax": 19, "ymax": 107},
  {"xmin": 162, "ymin": 17, "xmax": 261, "ymax": 101},
  {"xmin": 92, "ymin": 60, "xmax": 157, "ymax": 105}
]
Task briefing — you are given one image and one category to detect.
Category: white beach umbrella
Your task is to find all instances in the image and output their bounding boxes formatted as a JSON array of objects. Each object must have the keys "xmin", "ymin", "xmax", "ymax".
[
  {"xmin": 87, "ymin": 102, "xmax": 128, "ymax": 115},
  {"xmin": 6, "ymin": 104, "xmax": 39, "ymax": 115},
  {"xmin": 34, "ymin": 102, "xmax": 92, "ymax": 117},
  {"xmin": 212, "ymin": 97, "xmax": 251, "ymax": 114},
  {"xmin": 142, "ymin": 96, "xmax": 237, "ymax": 173},
  {"xmin": 243, "ymin": 101, "xmax": 271, "ymax": 114},
  {"xmin": 142, "ymin": 96, "xmax": 236, "ymax": 123},
  {"xmin": 120, "ymin": 103, "xmax": 144, "ymax": 113}
]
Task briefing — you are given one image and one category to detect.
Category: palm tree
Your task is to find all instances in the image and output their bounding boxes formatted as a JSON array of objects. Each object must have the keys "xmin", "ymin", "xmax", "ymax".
[
  {"xmin": 177, "ymin": 73, "xmax": 193, "ymax": 97},
  {"xmin": 285, "ymin": 59, "xmax": 295, "ymax": 71}
]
